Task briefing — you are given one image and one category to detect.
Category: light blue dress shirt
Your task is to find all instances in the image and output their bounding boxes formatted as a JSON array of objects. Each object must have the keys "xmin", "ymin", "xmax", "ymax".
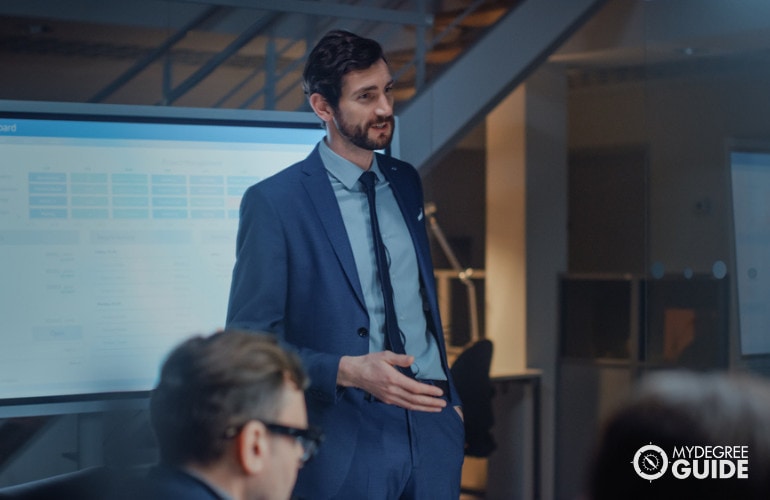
[{"xmin": 318, "ymin": 139, "xmax": 445, "ymax": 380}]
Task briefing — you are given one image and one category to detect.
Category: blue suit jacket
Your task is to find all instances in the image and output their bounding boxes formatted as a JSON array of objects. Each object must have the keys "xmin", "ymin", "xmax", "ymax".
[
  {"xmin": 226, "ymin": 144, "xmax": 459, "ymax": 497},
  {"xmin": 141, "ymin": 466, "xmax": 223, "ymax": 500}
]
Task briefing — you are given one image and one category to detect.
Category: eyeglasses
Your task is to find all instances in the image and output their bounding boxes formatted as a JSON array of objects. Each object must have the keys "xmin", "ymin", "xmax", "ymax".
[
  {"xmin": 223, "ymin": 421, "xmax": 324, "ymax": 464},
  {"xmin": 265, "ymin": 423, "xmax": 324, "ymax": 464}
]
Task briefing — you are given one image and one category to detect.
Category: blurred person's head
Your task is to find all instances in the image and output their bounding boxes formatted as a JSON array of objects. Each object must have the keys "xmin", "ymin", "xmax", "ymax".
[
  {"xmin": 588, "ymin": 370, "xmax": 770, "ymax": 500},
  {"xmin": 150, "ymin": 330, "xmax": 319, "ymax": 500}
]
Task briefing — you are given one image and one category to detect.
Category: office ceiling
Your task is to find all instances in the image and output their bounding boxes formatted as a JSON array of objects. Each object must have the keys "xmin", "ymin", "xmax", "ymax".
[
  {"xmin": 0, "ymin": 0, "xmax": 518, "ymax": 109},
  {"xmin": 1, "ymin": 0, "xmax": 770, "ymax": 108},
  {"xmin": 554, "ymin": 0, "xmax": 770, "ymax": 86}
]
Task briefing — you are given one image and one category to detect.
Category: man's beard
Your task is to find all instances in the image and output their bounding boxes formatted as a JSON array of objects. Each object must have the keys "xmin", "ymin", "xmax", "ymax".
[{"xmin": 333, "ymin": 111, "xmax": 394, "ymax": 151}]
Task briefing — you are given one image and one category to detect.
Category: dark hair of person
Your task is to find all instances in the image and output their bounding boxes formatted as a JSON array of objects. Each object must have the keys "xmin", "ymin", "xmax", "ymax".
[
  {"xmin": 302, "ymin": 29, "xmax": 387, "ymax": 109},
  {"xmin": 149, "ymin": 330, "xmax": 308, "ymax": 466},
  {"xmin": 587, "ymin": 370, "xmax": 770, "ymax": 500}
]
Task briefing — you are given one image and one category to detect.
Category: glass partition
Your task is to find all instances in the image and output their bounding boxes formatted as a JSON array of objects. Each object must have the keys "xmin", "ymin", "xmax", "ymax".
[
  {"xmin": 562, "ymin": 0, "xmax": 770, "ymax": 376},
  {"xmin": 556, "ymin": 1, "xmax": 770, "ymax": 496}
]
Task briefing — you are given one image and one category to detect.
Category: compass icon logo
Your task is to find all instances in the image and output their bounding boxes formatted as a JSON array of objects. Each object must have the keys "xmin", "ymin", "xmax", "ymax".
[{"xmin": 633, "ymin": 443, "xmax": 669, "ymax": 481}]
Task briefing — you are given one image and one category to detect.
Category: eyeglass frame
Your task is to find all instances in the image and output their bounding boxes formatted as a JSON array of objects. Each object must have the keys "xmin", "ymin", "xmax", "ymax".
[{"xmin": 223, "ymin": 420, "xmax": 324, "ymax": 464}]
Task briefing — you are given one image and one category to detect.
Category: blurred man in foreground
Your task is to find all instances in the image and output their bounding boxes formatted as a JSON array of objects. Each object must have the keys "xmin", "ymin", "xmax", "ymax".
[{"xmin": 146, "ymin": 330, "xmax": 322, "ymax": 500}]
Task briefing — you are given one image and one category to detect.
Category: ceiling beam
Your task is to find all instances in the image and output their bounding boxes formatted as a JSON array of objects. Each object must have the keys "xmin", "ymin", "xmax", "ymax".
[
  {"xmin": 175, "ymin": 0, "xmax": 433, "ymax": 26},
  {"xmin": 158, "ymin": 11, "xmax": 280, "ymax": 105},
  {"xmin": 89, "ymin": 5, "xmax": 224, "ymax": 103},
  {"xmin": 399, "ymin": 0, "xmax": 607, "ymax": 170}
]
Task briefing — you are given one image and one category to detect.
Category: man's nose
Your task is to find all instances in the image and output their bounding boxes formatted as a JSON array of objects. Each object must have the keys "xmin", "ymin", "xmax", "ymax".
[{"xmin": 375, "ymin": 93, "xmax": 393, "ymax": 116}]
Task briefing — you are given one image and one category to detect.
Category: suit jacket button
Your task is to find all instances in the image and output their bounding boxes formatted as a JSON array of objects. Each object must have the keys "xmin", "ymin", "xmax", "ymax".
[{"xmin": 357, "ymin": 327, "xmax": 368, "ymax": 337}]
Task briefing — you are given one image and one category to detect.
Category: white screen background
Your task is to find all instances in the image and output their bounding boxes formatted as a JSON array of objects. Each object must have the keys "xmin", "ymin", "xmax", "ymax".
[{"xmin": 0, "ymin": 118, "xmax": 324, "ymax": 401}]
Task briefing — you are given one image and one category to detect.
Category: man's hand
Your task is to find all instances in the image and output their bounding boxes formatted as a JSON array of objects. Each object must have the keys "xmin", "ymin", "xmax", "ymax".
[{"xmin": 337, "ymin": 351, "xmax": 447, "ymax": 412}]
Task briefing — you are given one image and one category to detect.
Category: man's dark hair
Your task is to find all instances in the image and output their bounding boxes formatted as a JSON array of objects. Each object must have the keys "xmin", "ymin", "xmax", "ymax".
[
  {"xmin": 149, "ymin": 330, "xmax": 308, "ymax": 466},
  {"xmin": 302, "ymin": 29, "xmax": 387, "ymax": 109}
]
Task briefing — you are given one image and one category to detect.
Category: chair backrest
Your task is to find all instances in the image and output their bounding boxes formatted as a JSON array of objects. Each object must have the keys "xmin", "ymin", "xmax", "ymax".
[{"xmin": 450, "ymin": 339, "xmax": 496, "ymax": 457}]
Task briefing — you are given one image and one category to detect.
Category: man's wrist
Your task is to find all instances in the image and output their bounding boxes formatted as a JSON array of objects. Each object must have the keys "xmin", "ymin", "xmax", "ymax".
[{"xmin": 337, "ymin": 355, "xmax": 355, "ymax": 387}]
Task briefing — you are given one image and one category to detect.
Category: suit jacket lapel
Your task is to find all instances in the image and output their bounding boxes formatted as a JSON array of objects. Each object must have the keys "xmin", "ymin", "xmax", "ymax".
[
  {"xmin": 378, "ymin": 155, "xmax": 432, "ymax": 282},
  {"xmin": 300, "ymin": 146, "xmax": 367, "ymax": 310},
  {"xmin": 379, "ymin": 155, "xmax": 449, "ymax": 370}
]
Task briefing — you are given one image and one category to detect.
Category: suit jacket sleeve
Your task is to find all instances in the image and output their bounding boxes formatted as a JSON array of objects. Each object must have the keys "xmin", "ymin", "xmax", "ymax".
[{"xmin": 225, "ymin": 180, "xmax": 342, "ymax": 402}]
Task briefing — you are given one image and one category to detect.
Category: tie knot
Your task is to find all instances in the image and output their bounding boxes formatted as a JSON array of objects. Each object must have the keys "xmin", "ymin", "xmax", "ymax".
[{"xmin": 359, "ymin": 170, "xmax": 377, "ymax": 192}]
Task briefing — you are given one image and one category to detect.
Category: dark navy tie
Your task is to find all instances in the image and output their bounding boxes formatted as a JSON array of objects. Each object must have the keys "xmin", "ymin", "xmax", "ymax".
[{"xmin": 359, "ymin": 170, "xmax": 407, "ymax": 357}]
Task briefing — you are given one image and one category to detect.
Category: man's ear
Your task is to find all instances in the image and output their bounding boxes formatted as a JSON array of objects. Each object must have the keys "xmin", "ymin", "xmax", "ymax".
[
  {"xmin": 236, "ymin": 420, "xmax": 268, "ymax": 475},
  {"xmin": 309, "ymin": 93, "xmax": 334, "ymax": 124}
]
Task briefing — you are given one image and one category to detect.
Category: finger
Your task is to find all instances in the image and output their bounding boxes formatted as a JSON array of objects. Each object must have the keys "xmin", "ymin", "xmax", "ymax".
[
  {"xmin": 402, "ymin": 378, "xmax": 444, "ymax": 397},
  {"xmin": 401, "ymin": 396, "xmax": 447, "ymax": 412},
  {"xmin": 384, "ymin": 352, "xmax": 414, "ymax": 368},
  {"xmin": 387, "ymin": 394, "xmax": 445, "ymax": 412},
  {"xmin": 408, "ymin": 404, "xmax": 444, "ymax": 413},
  {"xmin": 390, "ymin": 387, "xmax": 447, "ymax": 410},
  {"xmin": 416, "ymin": 395, "xmax": 447, "ymax": 410},
  {"xmin": 383, "ymin": 371, "xmax": 443, "ymax": 398}
]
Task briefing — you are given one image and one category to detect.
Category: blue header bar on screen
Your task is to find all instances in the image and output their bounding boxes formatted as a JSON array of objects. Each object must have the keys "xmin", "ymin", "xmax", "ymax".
[{"xmin": 0, "ymin": 117, "xmax": 324, "ymax": 144}]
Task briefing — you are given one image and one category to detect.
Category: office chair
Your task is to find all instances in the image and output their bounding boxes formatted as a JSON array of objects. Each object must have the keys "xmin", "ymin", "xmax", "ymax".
[{"xmin": 450, "ymin": 339, "xmax": 496, "ymax": 458}]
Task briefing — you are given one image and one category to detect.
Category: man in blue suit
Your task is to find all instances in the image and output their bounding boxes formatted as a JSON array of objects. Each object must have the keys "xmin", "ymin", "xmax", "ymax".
[{"xmin": 227, "ymin": 30, "xmax": 464, "ymax": 499}]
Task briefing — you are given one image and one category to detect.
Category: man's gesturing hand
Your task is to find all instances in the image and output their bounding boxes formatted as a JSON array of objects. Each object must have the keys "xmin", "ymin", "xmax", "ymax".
[{"xmin": 337, "ymin": 352, "xmax": 447, "ymax": 412}]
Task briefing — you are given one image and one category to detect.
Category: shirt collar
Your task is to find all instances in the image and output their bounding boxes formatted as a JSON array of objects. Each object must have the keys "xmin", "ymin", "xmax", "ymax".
[{"xmin": 318, "ymin": 138, "xmax": 382, "ymax": 191}]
